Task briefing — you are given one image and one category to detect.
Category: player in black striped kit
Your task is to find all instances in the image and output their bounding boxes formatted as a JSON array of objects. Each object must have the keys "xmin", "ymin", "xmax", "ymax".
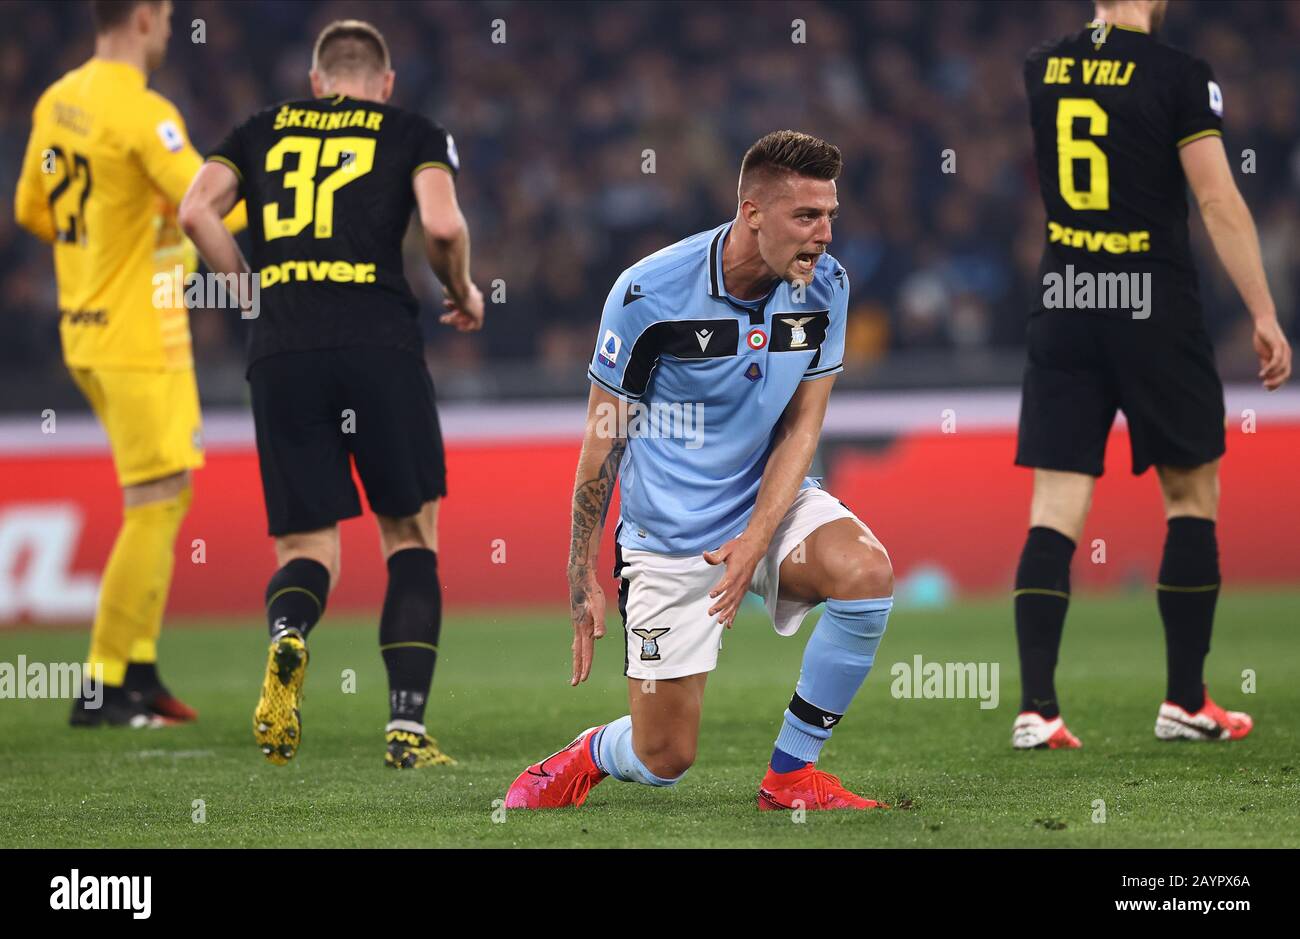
[
  {"xmin": 1012, "ymin": 0, "xmax": 1291, "ymax": 748},
  {"xmin": 180, "ymin": 20, "xmax": 483, "ymax": 768}
]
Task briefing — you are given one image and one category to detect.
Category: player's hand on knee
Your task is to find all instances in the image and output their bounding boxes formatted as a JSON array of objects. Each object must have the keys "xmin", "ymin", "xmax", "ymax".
[
  {"xmin": 1253, "ymin": 315, "xmax": 1292, "ymax": 391},
  {"xmin": 568, "ymin": 571, "xmax": 606, "ymax": 686},
  {"xmin": 704, "ymin": 535, "xmax": 763, "ymax": 629}
]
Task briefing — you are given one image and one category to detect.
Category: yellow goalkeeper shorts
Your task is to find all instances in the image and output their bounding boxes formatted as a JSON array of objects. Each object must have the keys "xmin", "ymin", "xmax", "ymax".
[{"xmin": 70, "ymin": 366, "xmax": 205, "ymax": 487}]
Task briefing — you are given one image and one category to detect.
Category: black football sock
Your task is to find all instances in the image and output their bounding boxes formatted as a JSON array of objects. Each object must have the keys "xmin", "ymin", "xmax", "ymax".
[
  {"xmin": 75, "ymin": 684, "xmax": 130, "ymax": 709},
  {"xmin": 379, "ymin": 548, "xmax": 442, "ymax": 728},
  {"xmin": 1158, "ymin": 516, "xmax": 1219, "ymax": 713},
  {"xmin": 1014, "ymin": 526, "xmax": 1076, "ymax": 719},
  {"xmin": 124, "ymin": 661, "xmax": 161, "ymax": 692},
  {"xmin": 265, "ymin": 558, "xmax": 330, "ymax": 639}
]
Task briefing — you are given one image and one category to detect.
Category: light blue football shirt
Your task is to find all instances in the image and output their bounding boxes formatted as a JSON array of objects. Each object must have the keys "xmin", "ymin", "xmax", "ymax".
[{"xmin": 587, "ymin": 221, "xmax": 848, "ymax": 555}]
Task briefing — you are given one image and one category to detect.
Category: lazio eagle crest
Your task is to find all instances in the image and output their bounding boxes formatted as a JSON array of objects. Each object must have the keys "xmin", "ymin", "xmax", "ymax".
[{"xmin": 631, "ymin": 627, "xmax": 670, "ymax": 661}]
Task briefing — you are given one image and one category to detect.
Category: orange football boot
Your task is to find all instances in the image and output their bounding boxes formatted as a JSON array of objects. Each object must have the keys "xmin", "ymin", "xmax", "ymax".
[
  {"xmin": 136, "ymin": 688, "xmax": 199, "ymax": 723},
  {"xmin": 757, "ymin": 762, "xmax": 888, "ymax": 811},
  {"xmin": 1155, "ymin": 688, "xmax": 1253, "ymax": 741},
  {"xmin": 505, "ymin": 725, "xmax": 608, "ymax": 809},
  {"xmin": 1011, "ymin": 711, "xmax": 1082, "ymax": 749}
]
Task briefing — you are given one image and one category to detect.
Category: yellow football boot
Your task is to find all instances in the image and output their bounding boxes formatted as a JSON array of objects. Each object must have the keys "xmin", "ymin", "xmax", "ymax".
[
  {"xmin": 385, "ymin": 729, "xmax": 457, "ymax": 769},
  {"xmin": 253, "ymin": 631, "xmax": 308, "ymax": 765}
]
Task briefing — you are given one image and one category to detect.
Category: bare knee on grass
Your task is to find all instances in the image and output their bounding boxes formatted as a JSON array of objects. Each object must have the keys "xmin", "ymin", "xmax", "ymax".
[{"xmin": 628, "ymin": 673, "xmax": 706, "ymax": 779}]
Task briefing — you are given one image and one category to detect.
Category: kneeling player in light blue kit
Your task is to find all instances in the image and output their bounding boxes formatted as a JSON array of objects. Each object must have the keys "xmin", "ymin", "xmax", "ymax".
[{"xmin": 506, "ymin": 131, "xmax": 895, "ymax": 811}]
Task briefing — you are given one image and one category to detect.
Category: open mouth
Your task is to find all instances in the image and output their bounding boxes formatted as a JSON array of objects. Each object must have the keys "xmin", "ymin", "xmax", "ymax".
[{"xmin": 794, "ymin": 252, "xmax": 819, "ymax": 274}]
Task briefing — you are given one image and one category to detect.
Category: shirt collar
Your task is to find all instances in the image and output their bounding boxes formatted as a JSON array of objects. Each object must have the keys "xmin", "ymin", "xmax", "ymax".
[
  {"xmin": 1086, "ymin": 18, "xmax": 1149, "ymax": 37},
  {"xmin": 708, "ymin": 221, "xmax": 785, "ymax": 325},
  {"xmin": 88, "ymin": 57, "xmax": 147, "ymax": 89},
  {"xmin": 708, "ymin": 221, "xmax": 778, "ymax": 303},
  {"xmin": 706, "ymin": 222, "xmax": 731, "ymax": 298}
]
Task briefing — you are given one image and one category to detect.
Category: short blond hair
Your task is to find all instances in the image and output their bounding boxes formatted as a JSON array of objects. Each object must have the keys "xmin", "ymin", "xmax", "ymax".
[{"xmin": 312, "ymin": 19, "xmax": 390, "ymax": 78}]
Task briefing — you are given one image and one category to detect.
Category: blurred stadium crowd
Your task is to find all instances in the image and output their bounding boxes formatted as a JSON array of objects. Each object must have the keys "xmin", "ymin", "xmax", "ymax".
[{"xmin": 1, "ymin": 0, "xmax": 1297, "ymax": 404}]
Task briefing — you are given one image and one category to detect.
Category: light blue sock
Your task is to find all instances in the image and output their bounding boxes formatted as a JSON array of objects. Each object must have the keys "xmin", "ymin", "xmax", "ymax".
[
  {"xmin": 773, "ymin": 596, "xmax": 892, "ymax": 765},
  {"xmin": 594, "ymin": 715, "xmax": 681, "ymax": 787}
]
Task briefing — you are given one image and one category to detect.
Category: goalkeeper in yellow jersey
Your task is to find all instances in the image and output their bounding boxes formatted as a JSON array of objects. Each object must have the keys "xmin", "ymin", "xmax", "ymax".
[{"xmin": 14, "ymin": 0, "xmax": 244, "ymax": 727}]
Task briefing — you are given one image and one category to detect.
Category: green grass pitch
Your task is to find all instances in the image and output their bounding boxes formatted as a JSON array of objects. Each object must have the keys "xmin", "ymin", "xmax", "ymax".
[{"xmin": 1, "ymin": 590, "xmax": 1296, "ymax": 848}]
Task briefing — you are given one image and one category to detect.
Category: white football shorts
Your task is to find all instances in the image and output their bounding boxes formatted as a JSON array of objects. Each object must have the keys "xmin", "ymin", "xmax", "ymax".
[{"xmin": 616, "ymin": 486, "xmax": 871, "ymax": 680}]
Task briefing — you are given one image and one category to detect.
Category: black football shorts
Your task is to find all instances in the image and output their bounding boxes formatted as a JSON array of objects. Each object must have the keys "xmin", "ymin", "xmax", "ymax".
[
  {"xmin": 1016, "ymin": 309, "xmax": 1226, "ymax": 477},
  {"xmin": 249, "ymin": 346, "xmax": 447, "ymax": 536}
]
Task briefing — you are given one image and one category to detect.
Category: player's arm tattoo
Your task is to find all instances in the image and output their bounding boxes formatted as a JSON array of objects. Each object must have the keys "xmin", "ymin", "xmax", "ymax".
[{"xmin": 568, "ymin": 438, "xmax": 626, "ymax": 604}]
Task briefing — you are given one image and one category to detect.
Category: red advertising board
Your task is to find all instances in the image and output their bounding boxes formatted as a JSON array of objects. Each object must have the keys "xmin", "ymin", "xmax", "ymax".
[{"xmin": 1, "ymin": 419, "xmax": 1295, "ymax": 624}]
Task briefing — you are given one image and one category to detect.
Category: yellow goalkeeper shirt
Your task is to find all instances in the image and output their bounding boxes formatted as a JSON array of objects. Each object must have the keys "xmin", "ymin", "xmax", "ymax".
[{"xmin": 14, "ymin": 58, "xmax": 245, "ymax": 370}]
